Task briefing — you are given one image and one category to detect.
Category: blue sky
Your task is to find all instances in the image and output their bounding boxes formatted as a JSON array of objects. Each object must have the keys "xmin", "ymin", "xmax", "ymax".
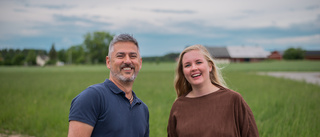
[{"xmin": 1, "ymin": 0, "xmax": 319, "ymax": 57}]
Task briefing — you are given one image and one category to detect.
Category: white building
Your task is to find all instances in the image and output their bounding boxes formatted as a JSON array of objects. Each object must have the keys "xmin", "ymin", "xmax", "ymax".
[{"xmin": 36, "ymin": 55, "xmax": 49, "ymax": 66}]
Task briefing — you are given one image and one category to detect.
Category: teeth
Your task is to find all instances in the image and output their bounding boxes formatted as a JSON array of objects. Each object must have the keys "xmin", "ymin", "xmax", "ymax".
[
  {"xmin": 123, "ymin": 67, "xmax": 131, "ymax": 70},
  {"xmin": 192, "ymin": 74, "xmax": 201, "ymax": 77}
]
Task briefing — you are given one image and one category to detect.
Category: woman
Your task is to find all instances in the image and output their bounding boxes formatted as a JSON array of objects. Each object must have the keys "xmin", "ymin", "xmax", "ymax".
[{"xmin": 167, "ymin": 45, "xmax": 259, "ymax": 137}]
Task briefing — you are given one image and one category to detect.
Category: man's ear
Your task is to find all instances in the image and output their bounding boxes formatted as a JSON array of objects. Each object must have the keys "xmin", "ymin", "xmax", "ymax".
[
  {"xmin": 139, "ymin": 57, "xmax": 142, "ymax": 69},
  {"xmin": 106, "ymin": 56, "xmax": 111, "ymax": 69}
]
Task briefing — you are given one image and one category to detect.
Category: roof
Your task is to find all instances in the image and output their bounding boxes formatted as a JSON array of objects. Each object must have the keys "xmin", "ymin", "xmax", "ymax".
[
  {"xmin": 37, "ymin": 55, "xmax": 49, "ymax": 61},
  {"xmin": 205, "ymin": 46, "xmax": 270, "ymax": 59},
  {"xmin": 205, "ymin": 46, "xmax": 230, "ymax": 58},
  {"xmin": 305, "ymin": 51, "xmax": 320, "ymax": 56}
]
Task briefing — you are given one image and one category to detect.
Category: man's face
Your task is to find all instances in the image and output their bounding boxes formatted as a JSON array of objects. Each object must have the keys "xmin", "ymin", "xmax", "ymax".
[{"xmin": 106, "ymin": 41, "xmax": 142, "ymax": 83}]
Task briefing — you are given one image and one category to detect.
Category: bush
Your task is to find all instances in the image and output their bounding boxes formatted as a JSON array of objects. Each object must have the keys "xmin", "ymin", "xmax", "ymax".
[{"xmin": 283, "ymin": 47, "xmax": 305, "ymax": 60}]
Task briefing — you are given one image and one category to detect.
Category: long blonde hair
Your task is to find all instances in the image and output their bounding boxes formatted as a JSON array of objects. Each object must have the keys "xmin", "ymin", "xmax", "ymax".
[{"xmin": 174, "ymin": 45, "xmax": 227, "ymax": 97}]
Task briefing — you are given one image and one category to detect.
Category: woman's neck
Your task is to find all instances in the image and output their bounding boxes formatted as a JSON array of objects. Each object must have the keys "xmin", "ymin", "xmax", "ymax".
[{"xmin": 187, "ymin": 82, "xmax": 220, "ymax": 98}]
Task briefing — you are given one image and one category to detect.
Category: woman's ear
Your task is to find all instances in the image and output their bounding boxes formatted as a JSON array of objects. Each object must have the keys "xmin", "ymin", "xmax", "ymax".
[{"xmin": 209, "ymin": 62, "xmax": 213, "ymax": 72}]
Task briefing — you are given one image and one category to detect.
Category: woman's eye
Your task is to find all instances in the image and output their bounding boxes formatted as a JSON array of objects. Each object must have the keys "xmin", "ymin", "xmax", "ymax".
[
  {"xmin": 184, "ymin": 64, "xmax": 190, "ymax": 68},
  {"xmin": 196, "ymin": 62, "xmax": 202, "ymax": 64}
]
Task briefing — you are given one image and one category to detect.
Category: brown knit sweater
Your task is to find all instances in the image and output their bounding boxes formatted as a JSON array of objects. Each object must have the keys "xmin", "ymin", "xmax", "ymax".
[{"xmin": 167, "ymin": 87, "xmax": 259, "ymax": 137}]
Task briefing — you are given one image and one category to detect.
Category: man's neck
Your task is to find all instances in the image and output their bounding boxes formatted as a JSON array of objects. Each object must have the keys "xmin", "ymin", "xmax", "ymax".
[{"xmin": 109, "ymin": 77, "xmax": 134, "ymax": 94}]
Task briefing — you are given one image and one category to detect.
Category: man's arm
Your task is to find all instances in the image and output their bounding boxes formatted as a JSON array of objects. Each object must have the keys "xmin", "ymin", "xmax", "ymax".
[{"xmin": 68, "ymin": 120, "xmax": 94, "ymax": 137}]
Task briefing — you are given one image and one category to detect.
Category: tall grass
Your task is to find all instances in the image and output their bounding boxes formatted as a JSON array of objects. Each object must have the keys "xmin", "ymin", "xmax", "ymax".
[
  {"xmin": 224, "ymin": 71, "xmax": 320, "ymax": 137},
  {"xmin": 0, "ymin": 61, "xmax": 319, "ymax": 137}
]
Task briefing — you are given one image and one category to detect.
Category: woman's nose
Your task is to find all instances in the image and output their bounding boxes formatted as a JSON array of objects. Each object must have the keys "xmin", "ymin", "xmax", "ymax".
[{"xmin": 191, "ymin": 64, "xmax": 197, "ymax": 71}]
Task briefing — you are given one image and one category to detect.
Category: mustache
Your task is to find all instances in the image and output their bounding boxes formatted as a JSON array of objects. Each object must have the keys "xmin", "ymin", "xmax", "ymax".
[{"xmin": 120, "ymin": 63, "xmax": 135, "ymax": 69}]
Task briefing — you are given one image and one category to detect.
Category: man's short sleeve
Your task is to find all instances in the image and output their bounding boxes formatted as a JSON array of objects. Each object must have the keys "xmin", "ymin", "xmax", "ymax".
[{"xmin": 69, "ymin": 87, "xmax": 102, "ymax": 127}]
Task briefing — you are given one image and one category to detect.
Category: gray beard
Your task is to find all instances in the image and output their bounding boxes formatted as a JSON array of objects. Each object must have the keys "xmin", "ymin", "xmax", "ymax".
[{"xmin": 110, "ymin": 68, "xmax": 138, "ymax": 83}]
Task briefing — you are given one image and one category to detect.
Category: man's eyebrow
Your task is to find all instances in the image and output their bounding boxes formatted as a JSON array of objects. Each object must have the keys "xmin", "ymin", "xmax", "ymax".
[
  {"xmin": 115, "ymin": 52, "xmax": 138, "ymax": 55},
  {"xmin": 116, "ymin": 52, "xmax": 125, "ymax": 55}
]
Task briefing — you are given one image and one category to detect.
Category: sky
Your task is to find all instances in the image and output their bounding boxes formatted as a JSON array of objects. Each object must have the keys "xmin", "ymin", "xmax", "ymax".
[{"xmin": 1, "ymin": 0, "xmax": 319, "ymax": 57}]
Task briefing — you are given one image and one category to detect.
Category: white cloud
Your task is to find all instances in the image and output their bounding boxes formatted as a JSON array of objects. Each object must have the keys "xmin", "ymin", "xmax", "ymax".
[
  {"xmin": 1, "ymin": 0, "xmax": 319, "ymax": 53},
  {"xmin": 246, "ymin": 34, "xmax": 320, "ymax": 45},
  {"xmin": 2, "ymin": 0, "xmax": 319, "ymax": 32}
]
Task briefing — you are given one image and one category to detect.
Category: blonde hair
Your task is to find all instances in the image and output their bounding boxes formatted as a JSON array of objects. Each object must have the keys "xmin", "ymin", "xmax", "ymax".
[{"xmin": 174, "ymin": 44, "xmax": 227, "ymax": 97}]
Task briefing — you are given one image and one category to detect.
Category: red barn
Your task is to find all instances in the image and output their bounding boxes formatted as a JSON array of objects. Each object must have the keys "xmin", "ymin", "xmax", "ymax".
[
  {"xmin": 268, "ymin": 51, "xmax": 282, "ymax": 60},
  {"xmin": 305, "ymin": 51, "xmax": 320, "ymax": 60}
]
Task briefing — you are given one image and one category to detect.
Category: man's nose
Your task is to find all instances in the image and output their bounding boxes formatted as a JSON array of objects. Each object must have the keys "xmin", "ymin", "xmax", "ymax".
[{"xmin": 124, "ymin": 55, "xmax": 131, "ymax": 64}]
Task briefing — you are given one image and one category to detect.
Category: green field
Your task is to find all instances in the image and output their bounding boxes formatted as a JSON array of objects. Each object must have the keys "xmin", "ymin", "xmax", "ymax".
[{"xmin": 0, "ymin": 60, "xmax": 320, "ymax": 137}]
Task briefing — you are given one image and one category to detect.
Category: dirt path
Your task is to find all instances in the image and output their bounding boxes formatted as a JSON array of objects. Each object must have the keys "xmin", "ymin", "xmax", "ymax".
[
  {"xmin": 258, "ymin": 72, "xmax": 320, "ymax": 86},
  {"xmin": 0, "ymin": 133, "xmax": 34, "ymax": 137}
]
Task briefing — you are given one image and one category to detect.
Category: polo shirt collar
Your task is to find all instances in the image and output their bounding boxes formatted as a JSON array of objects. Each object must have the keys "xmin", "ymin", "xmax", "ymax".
[{"xmin": 104, "ymin": 79, "xmax": 142, "ymax": 105}]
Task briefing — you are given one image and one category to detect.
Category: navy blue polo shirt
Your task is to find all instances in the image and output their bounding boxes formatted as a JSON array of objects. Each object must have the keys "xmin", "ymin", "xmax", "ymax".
[{"xmin": 69, "ymin": 79, "xmax": 149, "ymax": 137}]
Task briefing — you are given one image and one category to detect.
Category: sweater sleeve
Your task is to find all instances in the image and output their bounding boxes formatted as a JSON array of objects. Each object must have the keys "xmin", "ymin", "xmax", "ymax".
[
  {"xmin": 167, "ymin": 102, "xmax": 178, "ymax": 137},
  {"xmin": 236, "ymin": 94, "xmax": 259, "ymax": 137}
]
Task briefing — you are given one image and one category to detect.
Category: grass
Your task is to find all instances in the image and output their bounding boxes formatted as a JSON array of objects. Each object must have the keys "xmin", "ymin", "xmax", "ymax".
[
  {"xmin": 0, "ymin": 60, "xmax": 319, "ymax": 137},
  {"xmin": 224, "ymin": 71, "xmax": 320, "ymax": 137}
]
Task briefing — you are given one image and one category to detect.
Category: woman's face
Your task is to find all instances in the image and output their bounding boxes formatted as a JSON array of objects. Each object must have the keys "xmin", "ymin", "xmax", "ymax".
[{"xmin": 181, "ymin": 50, "xmax": 212, "ymax": 87}]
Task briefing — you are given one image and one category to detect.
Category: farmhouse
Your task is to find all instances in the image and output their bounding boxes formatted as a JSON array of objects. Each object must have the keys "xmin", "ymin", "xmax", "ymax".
[
  {"xmin": 36, "ymin": 55, "xmax": 49, "ymax": 66},
  {"xmin": 304, "ymin": 51, "xmax": 320, "ymax": 60},
  {"xmin": 205, "ymin": 46, "xmax": 271, "ymax": 63}
]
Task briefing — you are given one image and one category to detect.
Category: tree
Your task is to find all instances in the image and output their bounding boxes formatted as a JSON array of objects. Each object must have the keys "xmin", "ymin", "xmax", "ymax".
[
  {"xmin": 12, "ymin": 52, "xmax": 25, "ymax": 65},
  {"xmin": 67, "ymin": 44, "xmax": 86, "ymax": 64},
  {"xmin": 58, "ymin": 49, "xmax": 67, "ymax": 63},
  {"xmin": 84, "ymin": 31, "xmax": 114, "ymax": 64},
  {"xmin": 283, "ymin": 47, "xmax": 305, "ymax": 60},
  {"xmin": 2, "ymin": 49, "xmax": 15, "ymax": 65},
  {"xmin": 48, "ymin": 43, "xmax": 58, "ymax": 65},
  {"xmin": 25, "ymin": 50, "xmax": 37, "ymax": 65}
]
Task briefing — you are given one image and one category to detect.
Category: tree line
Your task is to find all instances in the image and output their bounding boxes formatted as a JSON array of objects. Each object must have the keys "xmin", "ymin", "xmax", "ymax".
[
  {"xmin": 0, "ymin": 31, "xmax": 113, "ymax": 66},
  {"xmin": 0, "ymin": 31, "xmax": 181, "ymax": 66},
  {"xmin": 0, "ymin": 31, "xmax": 308, "ymax": 66}
]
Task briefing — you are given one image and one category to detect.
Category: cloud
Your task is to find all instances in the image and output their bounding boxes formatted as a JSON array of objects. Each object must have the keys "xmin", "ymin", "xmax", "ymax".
[
  {"xmin": 1, "ymin": 0, "xmax": 320, "ymax": 55},
  {"xmin": 38, "ymin": 4, "xmax": 73, "ymax": 10},
  {"xmin": 247, "ymin": 34, "xmax": 320, "ymax": 45},
  {"xmin": 52, "ymin": 14, "xmax": 111, "ymax": 27},
  {"xmin": 151, "ymin": 9, "xmax": 196, "ymax": 14}
]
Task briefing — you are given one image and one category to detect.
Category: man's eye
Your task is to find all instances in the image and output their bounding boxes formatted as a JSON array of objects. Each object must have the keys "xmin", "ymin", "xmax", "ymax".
[{"xmin": 117, "ymin": 55, "xmax": 124, "ymax": 58}]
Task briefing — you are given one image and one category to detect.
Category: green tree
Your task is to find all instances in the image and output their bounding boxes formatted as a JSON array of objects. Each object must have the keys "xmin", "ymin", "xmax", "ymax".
[
  {"xmin": 67, "ymin": 45, "xmax": 86, "ymax": 64},
  {"xmin": 3, "ymin": 49, "xmax": 15, "ymax": 65},
  {"xmin": 48, "ymin": 43, "xmax": 58, "ymax": 65},
  {"xmin": 283, "ymin": 47, "xmax": 305, "ymax": 60},
  {"xmin": 84, "ymin": 31, "xmax": 114, "ymax": 64},
  {"xmin": 0, "ymin": 52, "xmax": 3, "ymax": 65},
  {"xmin": 25, "ymin": 50, "xmax": 37, "ymax": 65},
  {"xmin": 12, "ymin": 52, "xmax": 25, "ymax": 65},
  {"xmin": 163, "ymin": 53, "xmax": 180, "ymax": 62},
  {"xmin": 58, "ymin": 49, "xmax": 67, "ymax": 63}
]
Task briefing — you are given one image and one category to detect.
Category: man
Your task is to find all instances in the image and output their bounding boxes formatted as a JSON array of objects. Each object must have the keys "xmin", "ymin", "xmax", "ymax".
[{"xmin": 68, "ymin": 34, "xmax": 149, "ymax": 137}]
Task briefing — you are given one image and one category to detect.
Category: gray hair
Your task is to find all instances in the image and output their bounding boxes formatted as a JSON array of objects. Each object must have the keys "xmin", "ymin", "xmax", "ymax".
[{"xmin": 108, "ymin": 34, "xmax": 139, "ymax": 57}]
